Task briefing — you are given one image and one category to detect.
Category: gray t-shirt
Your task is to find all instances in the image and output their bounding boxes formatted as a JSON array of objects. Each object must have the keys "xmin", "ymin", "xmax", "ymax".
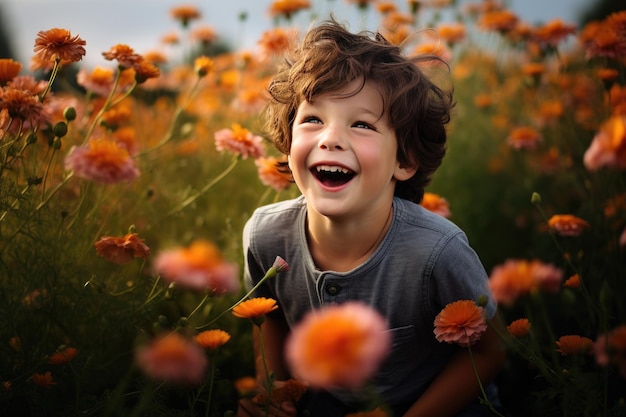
[{"xmin": 243, "ymin": 195, "xmax": 496, "ymax": 408}]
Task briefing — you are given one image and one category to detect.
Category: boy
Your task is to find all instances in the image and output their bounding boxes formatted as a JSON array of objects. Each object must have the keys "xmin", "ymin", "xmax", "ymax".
[{"xmin": 239, "ymin": 20, "xmax": 504, "ymax": 417}]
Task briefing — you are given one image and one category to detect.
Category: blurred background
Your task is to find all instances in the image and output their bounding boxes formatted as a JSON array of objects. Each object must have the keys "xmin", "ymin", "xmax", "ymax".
[{"xmin": 0, "ymin": 0, "xmax": 617, "ymax": 68}]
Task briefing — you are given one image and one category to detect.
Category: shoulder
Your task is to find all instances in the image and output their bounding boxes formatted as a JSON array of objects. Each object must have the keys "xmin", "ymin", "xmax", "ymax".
[{"xmin": 394, "ymin": 197, "xmax": 464, "ymax": 238}]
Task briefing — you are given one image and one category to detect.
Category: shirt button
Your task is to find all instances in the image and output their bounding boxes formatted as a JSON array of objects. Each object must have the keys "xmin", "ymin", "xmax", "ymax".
[{"xmin": 325, "ymin": 283, "xmax": 341, "ymax": 295}]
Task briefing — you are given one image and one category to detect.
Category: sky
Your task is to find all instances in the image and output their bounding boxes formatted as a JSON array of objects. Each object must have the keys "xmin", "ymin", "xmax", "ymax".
[{"xmin": 3, "ymin": 0, "xmax": 591, "ymax": 68}]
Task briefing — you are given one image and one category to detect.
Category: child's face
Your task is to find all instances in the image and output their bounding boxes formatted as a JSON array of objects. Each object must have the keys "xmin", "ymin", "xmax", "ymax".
[{"xmin": 289, "ymin": 80, "xmax": 415, "ymax": 219}]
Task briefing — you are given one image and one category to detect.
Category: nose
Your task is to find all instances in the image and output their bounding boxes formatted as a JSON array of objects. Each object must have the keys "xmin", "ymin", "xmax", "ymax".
[{"xmin": 318, "ymin": 125, "xmax": 346, "ymax": 151}]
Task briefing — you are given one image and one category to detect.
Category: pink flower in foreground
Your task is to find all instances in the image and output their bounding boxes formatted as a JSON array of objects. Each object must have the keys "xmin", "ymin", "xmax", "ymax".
[
  {"xmin": 214, "ymin": 123, "xmax": 265, "ymax": 159},
  {"xmin": 65, "ymin": 140, "xmax": 140, "ymax": 184},
  {"xmin": 594, "ymin": 324, "xmax": 626, "ymax": 379},
  {"xmin": 135, "ymin": 332, "xmax": 208, "ymax": 386},
  {"xmin": 285, "ymin": 302, "xmax": 391, "ymax": 389},
  {"xmin": 583, "ymin": 115, "xmax": 626, "ymax": 171},
  {"xmin": 488, "ymin": 259, "xmax": 564, "ymax": 306},
  {"xmin": 154, "ymin": 240, "xmax": 240, "ymax": 293},
  {"xmin": 434, "ymin": 300, "xmax": 487, "ymax": 347}
]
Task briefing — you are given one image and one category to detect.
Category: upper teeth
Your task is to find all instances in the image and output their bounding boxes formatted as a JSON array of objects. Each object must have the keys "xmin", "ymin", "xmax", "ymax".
[{"xmin": 316, "ymin": 165, "xmax": 350, "ymax": 174}]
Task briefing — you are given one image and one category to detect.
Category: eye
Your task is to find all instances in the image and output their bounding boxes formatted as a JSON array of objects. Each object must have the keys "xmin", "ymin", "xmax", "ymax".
[
  {"xmin": 353, "ymin": 121, "xmax": 375, "ymax": 130},
  {"xmin": 300, "ymin": 115, "xmax": 322, "ymax": 124}
]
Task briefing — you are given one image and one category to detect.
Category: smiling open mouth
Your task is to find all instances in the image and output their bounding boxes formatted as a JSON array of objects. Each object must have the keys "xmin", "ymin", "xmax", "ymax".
[{"xmin": 312, "ymin": 165, "xmax": 355, "ymax": 187}]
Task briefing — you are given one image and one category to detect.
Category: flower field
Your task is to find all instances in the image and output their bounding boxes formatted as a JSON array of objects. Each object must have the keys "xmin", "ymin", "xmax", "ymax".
[{"xmin": 1, "ymin": 1, "xmax": 625, "ymax": 416}]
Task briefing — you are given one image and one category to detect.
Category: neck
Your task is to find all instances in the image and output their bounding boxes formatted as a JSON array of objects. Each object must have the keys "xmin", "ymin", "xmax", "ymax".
[{"xmin": 306, "ymin": 204, "xmax": 393, "ymax": 272}]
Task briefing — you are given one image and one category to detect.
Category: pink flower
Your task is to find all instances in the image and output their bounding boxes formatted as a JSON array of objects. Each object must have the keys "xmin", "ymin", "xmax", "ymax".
[
  {"xmin": 135, "ymin": 332, "xmax": 208, "ymax": 386},
  {"xmin": 594, "ymin": 324, "xmax": 626, "ymax": 379},
  {"xmin": 65, "ymin": 140, "xmax": 140, "ymax": 184},
  {"xmin": 214, "ymin": 123, "xmax": 265, "ymax": 159},
  {"xmin": 285, "ymin": 302, "xmax": 391, "ymax": 389},
  {"xmin": 583, "ymin": 116, "xmax": 626, "ymax": 171},
  {"xmin": 489, "ymin": 259, "xmax": 564, "ymax": 306},
  {"xmin": 95, "ymin": 233, "xmax": 150, "ymax": 264},
  {"xmin": 434, "ymin": 300, "xmax": 487, "ymax": 347},
  {"xmin": 619, "ymin": 227, "xmax": 626, "ymax": 248},
  {"xmin": 154, "ymin": 240, "xmax": 240, "ymax": 293}
]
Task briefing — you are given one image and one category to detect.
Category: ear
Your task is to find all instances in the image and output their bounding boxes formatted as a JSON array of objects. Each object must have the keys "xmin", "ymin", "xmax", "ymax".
[{"xmin": 393, "ymin": 162, "xmax": 417, "ymax": 181}]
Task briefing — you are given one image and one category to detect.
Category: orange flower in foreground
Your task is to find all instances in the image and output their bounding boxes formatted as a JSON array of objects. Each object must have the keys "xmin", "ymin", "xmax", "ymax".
[
  {"xmin": 64, "ymin": 140, "xmax": 140, "ymax": 184},
  {"xmin": 507, "ymin": 126, "xmax": 542, "ymax": 150},
  {"xmin": 434, "ymin": 300, "xmax": 487, "ymax": 347},
  {"xmin": 583, "ymin": 115, "xmax": 626, "ymax": 171},
  {"xmin": 507, "ymin": 318, "xmax": 531, "ymax": 338},
  {"xmin": 194, "ymin": 329, "xmax": 231, "ymax": 350},
  {"xmin": 135, "ymin": 333, "xmax": 208, "ymax": 386},
  {"xmin": 32, "ymin": 371, "xmax": 56, "ymax": 388},
  {"xmin": 48, "ymin": 346, "xmax": 79, "ymax": 365},
  {"xmin": 255, "ymin": 156, "xmax": 292, "ymax": 192},
  {"xmin": 556, "ymin": 335, "xmax": 594, "ymax": 356},
  {"xmin": 154, "ymin": 240, "xmax": 240, "ymax": 293},
  {"xmin": 214, "ymin": 123, "xmax": 265, "ymax": 159},
  {"xmin": 286, "ymin": 302, "xmax": 391, "ymax": 389},
  {"xmin": 232, "ymin": 297, "xmax": 278, "ymax": 319},
  {"xmin": 548, "ymin": 214, "xmax": 590, "ymax": 237},
  {"xmin": 95, "ymin": 233, "xmax": 150, "ymax": 265},
  {"xmin": 420, "ymin": 192, "xmax": 451, "ymax": 218},
  {"xmin": 33, "ymin": 28, "xmax": 86, "ymax": 64}
]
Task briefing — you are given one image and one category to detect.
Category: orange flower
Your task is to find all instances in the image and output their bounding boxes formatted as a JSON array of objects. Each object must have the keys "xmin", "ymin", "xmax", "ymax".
[
  {"xmin": 214, "ymin": 123, "xmax": 265, "ymax": 159},
  {"xmin": 473, "ymin": 93, "xmax": 492, "ymax": 109},
  {"xmin": 556, "ymin": 335, "xmax": 593, "ymax": 356},
  {"xmin": 195, "ymin": 329, "xmax": 231, "ymax": 350},
  {"xmin": 268, "ymin": 0, "xmax": 311, "ymax": 19},
  {"xmin": 434, "ymin": 300, "xmax": 487, "ymax": 347},
  {"xmin": 32, "ymin": 371, "xmax": 56, "ymax": 388},
  {"xmin": 436, "ymin": 23, "xmax": 467, "ymax": 44},
  {"xmin": 133, "ymin": 60, "xmax": 160, "ymax": 84},
  {"xmin": 252, "ymin": 378, "xmax": 308, "ymax": 406},
  {"xmin": 194, "ymin": 56, "xmax": 214, "ymax": 77},
  {"xmin": 102, "ymin": 44, "xmax": 143, "ymax": 69},
  {"xmin": 76, "ymin": 66, "xmax": 116, "ymax": 96},
  {"xmin": 583, "ymin": 115, "xmax": 626, "ymax": 171},
  {"xmin": 64, "ymin": 140, "xmax": 140, "ymax": 184},
  {"xmin": 0, "ymin": 58, "xmax": 22, "ymax": 84},
  {"xmin": 170, "ymin": 5, "xmax": 201, "ymax": 28},
  {"xmin": 285, "ymin": 302, "xmax": 391, "ymax": 389},
  {"xmin": 478, "ymin": 10, "xmax": 519, "ymax": 34},
  {"xmin": 0, "ymin": 85, "xmax": 44, "ymax": 122},
  {"xmin": 234, "ymin": 376, "xmax": 259, "ymax": 396},
  {"xmin": 420, "ymin": 192, "xmax": 451, "ymax": 218},
  {"xmin": 530, "ymin": 19, "xmax": 577, "ymax": 47},
  {"xmin": 191, "ymin": 25, "xmax": 218, "ymax": 44},
  {"xmin": 232, "ymin": 297, "xmax": 278, "ymax": 319},
  {"xmin": 48, "ymin": 346, "xmax": 79, "ymax": 365},
  {"xmin": 506, "ymin": 126, "xmax": 542, "ymax": 150},
  {"xmin": 507, "ymin": 318, "xmax": 531, "ymax": 338},
  {"xmin": 135, "ymin": 332, "xmax": 208, "ymax": 386},
  {"xmin": 489, "ymin": 259, "xmax": 564, "ymax": 306},
  {"xmin": 255, "ymin": 156, "xmax": 292, "ymax": 192},
  {"xmin": 154, "ymin": 240, "xmax": 240, "ymax": 293},
  {"xmin": 33, "ymin": 28, "xmax": 86, "ymax": 64},
  {"xmin": 548, "ymin": 214, "xmax": 590, "ymax": 237},
  {"xmin": 563, "ymin": 274, "xmax": 581, "ymax": 289},
  {"xmin": 257, "ymin": 28, "xmax": 299, "ymax": 60},
  {"xmin": 95, "ymin": 233, "xmax": 150, "ymax": 265}
]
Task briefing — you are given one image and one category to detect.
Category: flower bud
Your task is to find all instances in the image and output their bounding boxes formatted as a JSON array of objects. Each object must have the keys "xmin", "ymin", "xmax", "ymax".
[
  {"xmin": 476, "ymin": 294, "xmax": 488, "ymax": 307},
  {"xmin": 63, "ymin": 106, "xmax": 77, "ymax": 121},
  {"xmin": 531, "ymin": 192, "xmax": 542, "ymax": 205},
  {"xmin": 53, "ymin": 121, "xmax": 68, "ymax": 138},
  {"xmin": 52, "ymin": 138, "xmax": 62, "ymax": 150}
]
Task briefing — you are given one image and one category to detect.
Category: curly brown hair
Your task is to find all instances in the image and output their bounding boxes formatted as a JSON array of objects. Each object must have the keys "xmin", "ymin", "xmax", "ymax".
[{"xmin": 263, "ymin": 19, "xmax": 454, "ymax": 203}]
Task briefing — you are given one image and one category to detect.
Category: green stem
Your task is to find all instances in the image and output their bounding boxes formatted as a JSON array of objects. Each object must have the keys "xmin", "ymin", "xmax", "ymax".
[
  {"xmin": 467, "ymin": 345, "xmax": 505, "ymax": 417},
  {"xmin": 205, "ymin": 359, "xmax": 216, "ymax": 417}
]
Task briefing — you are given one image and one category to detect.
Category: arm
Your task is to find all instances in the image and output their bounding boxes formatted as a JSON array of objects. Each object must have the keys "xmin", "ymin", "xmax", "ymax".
[{"xmin": 403, "ymin": 315, "xmax": 506, "ymax": 417}]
